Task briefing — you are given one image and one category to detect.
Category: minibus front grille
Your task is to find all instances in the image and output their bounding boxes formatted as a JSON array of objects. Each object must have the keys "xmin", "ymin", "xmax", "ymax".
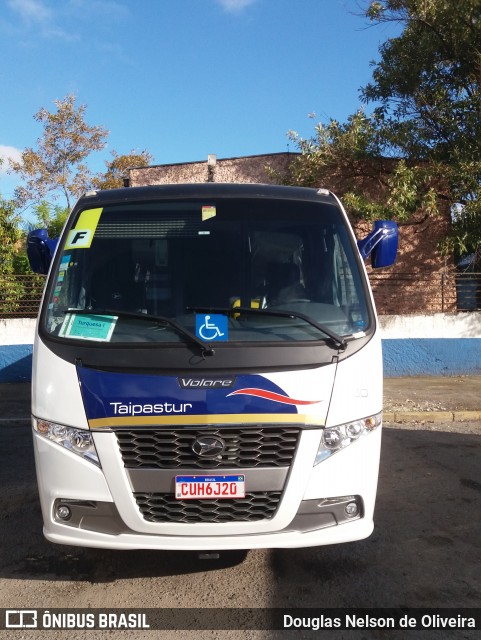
[
  {"xmin": 115, "ymin": 426, "xmax": 300, "ymax": 469},
  {"xmin": 134, "ymin": 491, "xmax": 282, "ymax": 523}
]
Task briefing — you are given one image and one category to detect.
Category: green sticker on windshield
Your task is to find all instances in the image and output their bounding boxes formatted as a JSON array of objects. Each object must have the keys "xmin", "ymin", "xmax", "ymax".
[{"xmin": 59, "ymin": 313, "xmax": 117, "ymax": 341}]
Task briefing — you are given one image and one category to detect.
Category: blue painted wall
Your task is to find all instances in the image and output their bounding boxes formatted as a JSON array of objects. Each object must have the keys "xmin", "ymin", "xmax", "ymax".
[
  {"xmin": 0, "ymin": 344, "xmax": 33, "ymax": 383},
  {"xmin": 382, "ymin": 338, "xmax": 481, "ymax": 376},
  {"xmin": 1, "ymin": 339, "xmax": 481, "ymax": 381}
]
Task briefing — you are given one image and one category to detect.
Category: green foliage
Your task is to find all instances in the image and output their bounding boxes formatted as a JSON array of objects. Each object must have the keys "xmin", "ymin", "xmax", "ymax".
[
  {"xmin": 362, "ymin": 0, "xmax": 481, "ymax": 259},
  {"xmin": 6, "ymin": 201, "xmax": 69, "ymax": 290},
  {"xmin": 0, "ymin": 195, "xmax": 21, "ymax": 275},
  {"xmin": 273, "ymin": 111, "xmax": 382, "ymax": 187},
  {"xmin": 92, "ymin": 150, "xmax": 153, "ymax": 190},
  {"xmin": 273, "ymin": 111, "xmax": 440, "ymax": 223},
  {"xmin": 12, "ymin": 249, "xmax": 31, "ymax": 274},
  {"xmin": 0, "ymin": 195, "xmax": 24, "ymax": 312},
  {"xmin": 440, "ymin": 160, "xmax": 481, "ymax": 262},
  {"xmin": 342, "ymin": 161, "xmax": 438, "ymax": 222},
  {"xmin": 1, "ymin": 96, "xmax": 154, "ymax": 316},
  {"xmin": 32, "ymin": 200, "xmax": 69, "ymax": 237},
  {"xmin": 278, "ymin": 0, "xmax": 481, "ymax": 261},
  {"xmin": 363, "ymin": 0, "xmax": 481, "ymax": 159}
]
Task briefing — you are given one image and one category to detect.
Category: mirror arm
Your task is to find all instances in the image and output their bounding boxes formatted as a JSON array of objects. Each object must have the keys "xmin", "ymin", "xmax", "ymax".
[
  {"xmin": 357, "ymin": 222, "xmax": 398, "ymax": 261},
  {"xmin": 357, "ymin": 228, "xmax": 386, "ymax": 260}
]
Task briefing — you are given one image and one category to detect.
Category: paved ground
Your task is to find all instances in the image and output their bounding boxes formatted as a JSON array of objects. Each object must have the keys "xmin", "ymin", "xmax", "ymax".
[
  {"xmin": 1, "ymin": 377, "xmax": 480, "ymax": 424},
  {"xmin": 383, "ymin": 375, "xmax": 481, "ymax": 423},
  {"xmin": 0, "ymin": 383, "xmax": 30, "ymax": 422},
  {"xmin": 0, "ymin": 417, "xmax": 480, "ymax": 639},
  {"xmin": 0, "ymin": 380, "xmax": 480, "ymax": 639}
]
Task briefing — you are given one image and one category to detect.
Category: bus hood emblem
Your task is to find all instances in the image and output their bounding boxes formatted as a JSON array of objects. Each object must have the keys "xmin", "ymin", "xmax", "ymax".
[{"xmin": 192, "ymin": 436, "xmax": 225, "ymax": 458}]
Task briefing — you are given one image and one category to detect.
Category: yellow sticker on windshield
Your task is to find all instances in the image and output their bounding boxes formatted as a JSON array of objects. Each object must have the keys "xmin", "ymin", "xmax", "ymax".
[
  {"xmin": 65, "ymin": 208, "xmax": 103, "ymax": 249},
  {"xmin": 202, "ymin": 206, "xmax": 216, "ymax": 222}
]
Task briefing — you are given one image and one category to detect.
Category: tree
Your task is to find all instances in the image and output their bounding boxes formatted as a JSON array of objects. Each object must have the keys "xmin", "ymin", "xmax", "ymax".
[
  {"xmin": 92, "ymin": 149, "xmax": 153, "ymax": 190},
  {"xmin": 279, "ymin": 1, "xmax": 481, "ymax": 262},
  {"xmin": 0, "ymin": 193, "xmax": 24, "ymax": 312},
  {"xmin": 274, "ymin": 110, "xmax": 438, "ymax": 224},
  {"xmin": 361, "ymin": 0, "xmax": 481, "ymax": 261},
  {"xmin": 0, "ymin": 193, "xmax": 21, "ymax": 274},
  {"xmin": 32, "ymin": 200, "xmax": 69, "ymax": 238},
  {"xmin": 10, "ymin": 94, "xmax": 108, "ymax": 209},
  {"xmin": 363, "ymin": 0, "xmax": 481, "ymax": 160}
]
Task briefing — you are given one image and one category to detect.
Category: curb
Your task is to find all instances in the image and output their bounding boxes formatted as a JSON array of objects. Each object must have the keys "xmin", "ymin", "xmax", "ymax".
[{"xmin": 384, "ymin": 411, "xmax": 481, "ymax": 423}]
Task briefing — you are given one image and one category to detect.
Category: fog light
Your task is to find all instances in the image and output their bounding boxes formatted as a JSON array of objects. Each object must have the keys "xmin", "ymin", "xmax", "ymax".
[
  {"xmin": 345, "ymin": 502, "xmax": 359, "ymax": 517},
  {"xmin": 56, "ymin": 505, "xmax": 72, "ymax": 521}
]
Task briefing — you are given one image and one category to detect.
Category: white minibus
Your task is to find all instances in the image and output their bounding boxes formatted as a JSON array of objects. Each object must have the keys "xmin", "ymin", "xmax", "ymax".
[{"xmin": 27, "ymin": 183, "xmax": 397, "ymax": 550}]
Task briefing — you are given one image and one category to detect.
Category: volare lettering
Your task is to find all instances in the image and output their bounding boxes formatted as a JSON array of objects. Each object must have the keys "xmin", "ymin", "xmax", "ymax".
[
  {"xmin": 109, "ymin": 401, "xmax": 193, "ymax": 416},
  {"xmin": 179, "ymin": 377, "xmax": 235, "ymax": 389}
]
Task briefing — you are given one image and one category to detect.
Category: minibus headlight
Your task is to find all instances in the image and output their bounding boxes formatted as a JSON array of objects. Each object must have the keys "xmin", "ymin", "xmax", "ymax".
[
  {"xmin": 68, "ymin": 429, "xmax": 92, "ymax": 453},
  {"xmin": 33, "ymin": 418, "xmax": 100, "ymax": 466},
  {"xmin": 314, "ymin": 412, "xmax": 382, "ymax": 465}
]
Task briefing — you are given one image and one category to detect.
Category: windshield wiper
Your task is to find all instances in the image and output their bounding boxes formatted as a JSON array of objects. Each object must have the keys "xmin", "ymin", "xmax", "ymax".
[
  {"xmin": 65, "ymin": 308, "xmax": 215, "ymax": 357},
  {"xmin": 187, "ymin": 306, "xmax": 347, "ymax": 350}
]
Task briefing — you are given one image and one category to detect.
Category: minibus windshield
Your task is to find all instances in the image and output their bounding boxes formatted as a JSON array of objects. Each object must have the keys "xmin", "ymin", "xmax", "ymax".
[{"xmin": 43, "ymin": 198, "xmax": 371, "ymax": 345}]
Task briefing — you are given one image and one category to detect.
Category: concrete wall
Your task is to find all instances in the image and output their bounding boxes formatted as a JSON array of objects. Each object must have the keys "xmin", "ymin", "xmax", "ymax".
[
  {"xmin": 380, "ymin": 313, "xmax": 481, "ymax": 376},
  {"xmin": 2, "ymin": 314, "xmax": 481, "ymax": 382}
]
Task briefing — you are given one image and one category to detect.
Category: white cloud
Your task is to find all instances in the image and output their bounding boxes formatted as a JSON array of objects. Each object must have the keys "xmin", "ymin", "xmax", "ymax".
[
  {"xmin": 68, "ymin": 0, "xmax": 130, "ymax": 18},
  {"xmin": 6, "ymin": 0, "xmax": 76, "ymax": 40},
  {"xmin": 7, "ymin": 0, "xmax": 51, "ymax": 24},
  {"xmin": 216, "ymin": 0, "xmax": 258, "ymax": 13},
  {"xmin": 0, "ymin": 145, "xmax": 22, "ymax": 173}
]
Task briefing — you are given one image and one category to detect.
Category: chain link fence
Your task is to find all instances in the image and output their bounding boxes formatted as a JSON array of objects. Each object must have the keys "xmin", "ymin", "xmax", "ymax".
[{"xmin": 1, "ymin": 272, "xmax": 481, "ymax": 319}]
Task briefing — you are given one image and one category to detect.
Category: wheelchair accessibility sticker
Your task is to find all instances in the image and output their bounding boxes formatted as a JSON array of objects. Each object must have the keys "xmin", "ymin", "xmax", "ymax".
[{"xmin": 196, "ymin": 314, "xmax": 228, "ymax": 341}]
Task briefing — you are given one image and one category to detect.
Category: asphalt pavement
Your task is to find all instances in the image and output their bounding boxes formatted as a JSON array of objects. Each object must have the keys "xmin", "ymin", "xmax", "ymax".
[{"xmin": 1, "ymin": 376, "xmax": 480, "ymax": 424}]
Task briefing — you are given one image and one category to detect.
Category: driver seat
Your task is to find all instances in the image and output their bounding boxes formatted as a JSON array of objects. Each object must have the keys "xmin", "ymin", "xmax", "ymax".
[{"xmin": 266, "ymin": 263, "xmax": 306, "ymax": 305}]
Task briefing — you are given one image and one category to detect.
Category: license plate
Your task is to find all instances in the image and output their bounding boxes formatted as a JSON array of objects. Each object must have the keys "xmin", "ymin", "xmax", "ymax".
[{"xmin": 175, "ymin": 475, "xmax": 246, "ymax": 500}]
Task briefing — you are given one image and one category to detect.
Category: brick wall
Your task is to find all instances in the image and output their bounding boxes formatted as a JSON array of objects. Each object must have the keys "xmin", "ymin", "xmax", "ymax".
[{"xmin": 129, "ymin": 153, "xmax": 293, "ymax": 187}]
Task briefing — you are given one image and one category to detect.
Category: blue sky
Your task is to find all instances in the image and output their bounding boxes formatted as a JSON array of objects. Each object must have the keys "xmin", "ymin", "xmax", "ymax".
[{"xmin": 0, "ymin": 0, "xmax": 397, "ymax": 208}]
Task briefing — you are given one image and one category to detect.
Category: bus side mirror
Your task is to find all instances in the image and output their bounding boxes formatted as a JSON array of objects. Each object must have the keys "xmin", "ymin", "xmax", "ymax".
[
  {"xmin": 27, "ymin": 229, "xmax": 58, "ymax": 275},
  {"xmin": 357, "ymin": 220, "xmax": 398, "ymax": 268}
]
